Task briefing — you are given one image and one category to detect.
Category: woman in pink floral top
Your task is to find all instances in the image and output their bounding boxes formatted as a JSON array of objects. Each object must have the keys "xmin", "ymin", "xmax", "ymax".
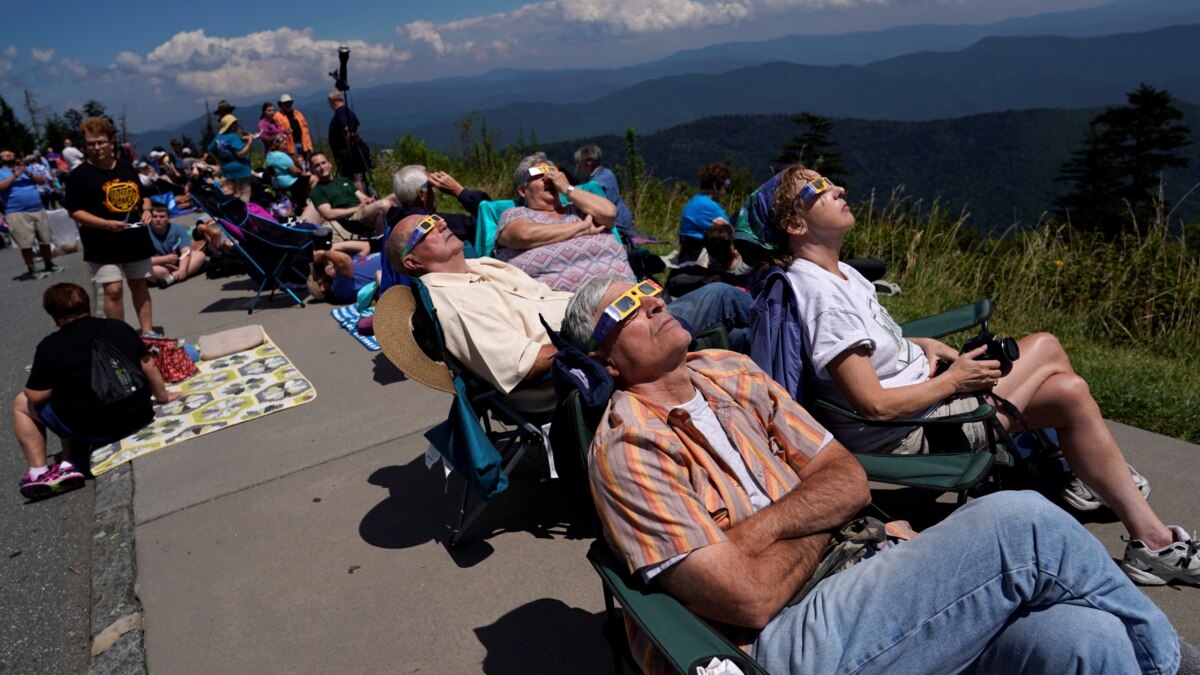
[{"xmin": 494, "ymin": 153, "xmax": 634, "ymax": 292}]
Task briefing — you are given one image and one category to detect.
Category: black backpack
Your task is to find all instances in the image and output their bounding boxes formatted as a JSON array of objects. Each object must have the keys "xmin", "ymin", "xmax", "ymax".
[{"xmin": 90, "ymin": 324, "xmax": 149, "ymax": 405}]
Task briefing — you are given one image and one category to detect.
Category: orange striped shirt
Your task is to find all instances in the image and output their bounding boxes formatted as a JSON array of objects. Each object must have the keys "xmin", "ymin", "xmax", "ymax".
[{"xmin": 588, "ymin": 350, "xmax": 830, "ymax": 672}]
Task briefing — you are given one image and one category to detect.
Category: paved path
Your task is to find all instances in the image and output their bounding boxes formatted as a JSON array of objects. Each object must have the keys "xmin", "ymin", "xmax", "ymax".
[{"xmin": 3, "ymin": 236, "xmax": 1197, "ymax": 673}]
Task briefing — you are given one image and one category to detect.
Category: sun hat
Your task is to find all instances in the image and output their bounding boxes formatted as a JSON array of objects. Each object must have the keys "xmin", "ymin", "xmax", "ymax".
[
  {"xmin": 278, "ymin": 93, "xmax": 294, "ymax": 104},
  {"xmin": 374, "ymin": 286, "xmax": 454, "ymax": 393},
  {"xmin": 218, "ymin": 114, "xmax": 238, "ymax": 134},
  {"xmin": 215, "ymin": 99, "xmax": 236, "ymax": 115}
]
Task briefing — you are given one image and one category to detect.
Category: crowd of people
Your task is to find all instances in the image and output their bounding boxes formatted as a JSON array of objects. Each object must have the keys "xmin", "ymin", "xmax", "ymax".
[{"xmin": 5, "ymin": 100, "xmax": 1198, "ymax": 674}]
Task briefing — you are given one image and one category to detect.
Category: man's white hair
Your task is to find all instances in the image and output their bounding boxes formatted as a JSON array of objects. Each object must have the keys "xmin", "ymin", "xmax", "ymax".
[{"xmin": 392, "ymin": 164, "xmax": 428, "ymax": 206}]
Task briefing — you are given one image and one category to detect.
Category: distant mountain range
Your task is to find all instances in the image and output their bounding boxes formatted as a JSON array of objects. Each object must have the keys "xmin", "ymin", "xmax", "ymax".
[
  {"xmin": 132, "ymin": 0, "xmax": 1200, "ymax": 151},
  {"xmin": 539, "ymin": 104, "xmax": 1200, "ymax": 234}
]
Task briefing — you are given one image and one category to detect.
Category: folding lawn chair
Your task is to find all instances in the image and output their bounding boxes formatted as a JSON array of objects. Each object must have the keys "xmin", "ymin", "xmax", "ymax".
[
  {"xmin": 190, "ymin": 182, "xmax": 315, "ymax": 313},
  {"xmin": 374, "ymin": 282, "xmax": 554, "ymax": 547},
  {"xmin": 473, "ymin": 180, "xmax": 614, "ymax": 259},
  {"xmin": 750, "ymin": 266, "xmax": 1041, "ymax": 502},
  {"xmin": 543, "ymin": 320, "xmax": 769, "ymax": 675}
]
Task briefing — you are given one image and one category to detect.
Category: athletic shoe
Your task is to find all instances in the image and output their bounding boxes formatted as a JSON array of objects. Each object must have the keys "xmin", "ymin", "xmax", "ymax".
[
  {"xmin": 44, "ymin": 263, "xmax": 65, "ymax": 274},
  {"xmin": 1060, "ymin": 463, "xmax": 1151, "ymax": 512},
  {"xmin": 18, "ymin": 463, "xmax": 86, "ymax": 500},
  {"xmin": 1121, "ymin": 526, "xmax": 1200, "ymax": 586},
  {"xmin": 27, "ymin": 268, "xmax": 49, "ymax": 280},
  {"xmin": 157, "ymin": 274, "xmax": 176, "ymax": 289}
]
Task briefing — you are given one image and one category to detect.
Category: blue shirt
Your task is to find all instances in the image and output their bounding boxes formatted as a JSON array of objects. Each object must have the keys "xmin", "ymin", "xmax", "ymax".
[
  {"xmin": 590, "ymin": 167, "xmax": 634, "ymax": 237},
  {"xmin": 0, "ymin": 167, "xmax": 45, "ymax": 213},
  {"xmin": 149, "ymin": 222, "xmax": 190, "ymax": 256},
  {"xmin": 330, "ymin": 252, "xmax": 382, "ymax": 304},
  {"xmin": 265, "ymin": 151, "xmax": 298, "ymax": 189},
  {"xmin": 679, "ymin": 193, "xmax": 729, "ymax": 241},
  {"xmin": 208, "ymin": 133, "xmax": 252, "ymax": 180}
]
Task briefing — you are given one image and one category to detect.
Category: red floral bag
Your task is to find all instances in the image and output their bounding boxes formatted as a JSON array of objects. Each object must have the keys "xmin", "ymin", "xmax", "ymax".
[{"xmin": 142, "ymin": 337, "xmax": 198, "ymax": 384}]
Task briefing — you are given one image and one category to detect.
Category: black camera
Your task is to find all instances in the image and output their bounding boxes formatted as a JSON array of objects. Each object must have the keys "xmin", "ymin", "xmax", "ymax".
[
  {"xmin": 961, "ymin": 330, "xmax": 1020, "ymax": 376},
  {"xmin": 330, "ymin": 46, "xmax": 350, "ymax": 92}
]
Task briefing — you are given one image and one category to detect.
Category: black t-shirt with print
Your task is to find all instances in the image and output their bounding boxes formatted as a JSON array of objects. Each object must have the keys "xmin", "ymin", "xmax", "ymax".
[
  {"xmin": 25, "ymin": 317, "xmax": 154, "ymax": 438},
  {"xmin": 64, "ymin": 159, "xmax": 154, "ymax": 264}
]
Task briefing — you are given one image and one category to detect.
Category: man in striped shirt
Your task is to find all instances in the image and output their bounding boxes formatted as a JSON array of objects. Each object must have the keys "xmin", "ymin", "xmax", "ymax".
[{"xmin": 561, "ymin": 275, "xmax": 1180, "ymax": 675}]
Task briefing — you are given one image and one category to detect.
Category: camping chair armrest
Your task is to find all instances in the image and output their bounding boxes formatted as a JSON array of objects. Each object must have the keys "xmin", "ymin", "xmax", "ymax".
[
  {"xmin": 811, "ymin": 398, "xmax": 995, "ymax": 427},
  {"xmin": 586, "ymin": 541, "xmax": 768, "ymax": 675},
  {"xmin": 900, "ymin": 299, "xmax": 992, "ymax": 339}
]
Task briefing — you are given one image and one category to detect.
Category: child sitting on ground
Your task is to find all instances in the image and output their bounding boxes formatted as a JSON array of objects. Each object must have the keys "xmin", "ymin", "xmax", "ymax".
[
  {"xmin": 148, "ymin": 204, "xmax": 207, "ymax": 287},
  {"xmin": 308, "ymin": 242, "xmax": 381, "ymax": 305}
]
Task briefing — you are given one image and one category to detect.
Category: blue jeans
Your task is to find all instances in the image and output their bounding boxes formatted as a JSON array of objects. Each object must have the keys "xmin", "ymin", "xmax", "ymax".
[
  {"xmin": 666, "ymin": 282, "xmax": 752, "ymax": 354},
  {"xmin": 752, "ymin": 491, "xmax": 1179, "ymax": 674}
]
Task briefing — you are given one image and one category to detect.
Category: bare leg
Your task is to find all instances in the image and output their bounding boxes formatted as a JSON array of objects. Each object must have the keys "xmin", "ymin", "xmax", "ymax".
[
  {"xmin": 179, "ymin": 248, "xmax": 206, "ymax": 280},
  {"xmin": 993, "ymin": 333, "xmax": 1171, "ymax": 547},
  {"xmin": 128, "ymin": 278, "xmax": 154, "ymax": 334},
  {"xmin": 20, "ymin": 248, "xmax": 36, "ymax": 268},
  {"xmin": 38, "ymin": 243, "xmax": 54, "ymax": 267},
  {"xmin": 102, "ymin": 280, "xmax": 125, "ymax": 321},
  {"xmin": 12, "ymin": 393, "xmax": 49, "ymax": 469}
]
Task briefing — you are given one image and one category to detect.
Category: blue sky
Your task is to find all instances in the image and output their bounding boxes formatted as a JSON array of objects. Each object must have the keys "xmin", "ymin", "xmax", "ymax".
[{"xmin": 2, "ymin": 0, "xmax": 1109, "ymax": 132}]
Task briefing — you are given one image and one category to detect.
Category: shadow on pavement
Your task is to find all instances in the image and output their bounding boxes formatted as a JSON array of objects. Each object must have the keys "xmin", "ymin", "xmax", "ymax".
[
  {"xmin": 359, "ymin": 455, "xmax": 587, "ymax": 565},
  {"xmin": 371, "ymin": 353, "xmax": 407, "ymax": 385},
  {"xmin": 476, "ymin": 599, "xmax": 613, "ymax": 674}
]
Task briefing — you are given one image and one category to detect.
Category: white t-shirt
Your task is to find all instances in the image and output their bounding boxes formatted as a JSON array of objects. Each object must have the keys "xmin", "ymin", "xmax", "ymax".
[
  {"xmin": 62, "ymin": 146, "xmax": 85, "ymax": 171},
  {"xmin": 787, "ymin": 259, "xmax": 931, "ymax": 452}
]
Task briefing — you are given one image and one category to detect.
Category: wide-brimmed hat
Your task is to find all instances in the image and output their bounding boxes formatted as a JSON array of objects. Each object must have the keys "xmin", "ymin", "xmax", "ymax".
[
  {"xmin": 374, "ymin": 286, "xmax": 453, "ymax": 393},
  {"xmin": 278, "ymin": 93, "xmax": 294, "ymax": 104},
  {"xmin": 218, "ymin": 114, "xmax": 238, "ymax": 134},
  {"xmin": 214, "ymin": 99, "xmax": 236, "ymax": 115}
]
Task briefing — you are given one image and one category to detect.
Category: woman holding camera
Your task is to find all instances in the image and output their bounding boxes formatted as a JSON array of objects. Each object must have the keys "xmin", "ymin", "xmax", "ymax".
[{"xmin": 740, "ymin": 164, "xmax": 1197, "ymax": 586}]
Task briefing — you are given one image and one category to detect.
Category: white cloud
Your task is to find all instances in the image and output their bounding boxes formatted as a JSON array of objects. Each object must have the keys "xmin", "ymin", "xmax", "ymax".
[
  {"xmin": 0, "ymin": 59, "xmax": 12, "ymax": 79},
  {"xmin": 2, "ymin": 45, "xmax": 15, "ymax": 59},
  {"xmin": 107, "ymin": 27, "xmax": 411, "ymax": 99},
  {"xmin": 61, "ymin": 58, "xmax": 90, "ymax": 79},
  {"xmin": 30, "ymin": 47, "xmax": 55, "ymax": 63}
]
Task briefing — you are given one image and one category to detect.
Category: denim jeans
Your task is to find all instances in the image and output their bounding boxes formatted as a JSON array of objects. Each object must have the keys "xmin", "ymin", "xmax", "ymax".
[
  {"xmin": 666, "ymin": 282, "xmax": 752, "ymax": 354},
  {"xmin": 752, "ymin": 491, "xmax": 1179, "ymax": 674}
]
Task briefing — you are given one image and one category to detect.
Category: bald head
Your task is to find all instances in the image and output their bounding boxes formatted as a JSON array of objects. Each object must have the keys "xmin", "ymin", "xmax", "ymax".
[{"xmin": 386, "ymin": 213, "xmax": 468, "ymax": 277}]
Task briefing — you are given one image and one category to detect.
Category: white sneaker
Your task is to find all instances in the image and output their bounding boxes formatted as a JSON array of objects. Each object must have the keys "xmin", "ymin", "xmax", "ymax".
[
  {"xmin": 1121, "ymin": 526, "xmax": 1200, "ymax": 586},
  {"xmin": 1060, "ymin": 463, "xmax": 1151, "ymax": 512}
]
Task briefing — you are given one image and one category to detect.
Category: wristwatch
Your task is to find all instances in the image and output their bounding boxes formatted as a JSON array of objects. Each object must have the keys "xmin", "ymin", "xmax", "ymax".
[{"xmin": 565, "ymin": 185, "xmax": 576, "ymax": 195}]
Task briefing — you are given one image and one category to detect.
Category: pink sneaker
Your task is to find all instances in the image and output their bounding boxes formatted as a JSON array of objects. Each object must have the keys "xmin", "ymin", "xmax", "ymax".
[{"xmin": 19, "ymin": 463, "xmax": 86, "ymax": 500}]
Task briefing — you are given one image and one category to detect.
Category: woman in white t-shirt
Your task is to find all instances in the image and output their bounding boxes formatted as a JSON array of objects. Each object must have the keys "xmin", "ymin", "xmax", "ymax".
[{"xmin": 739, "ymin": 164, "xmax": 1197, "ymax": 587}]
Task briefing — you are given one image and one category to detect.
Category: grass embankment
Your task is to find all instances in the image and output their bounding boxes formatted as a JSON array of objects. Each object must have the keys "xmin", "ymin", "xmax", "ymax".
[{"xmin": 369, "ymin": 137, "xmax": 1200, "ymax": 445}]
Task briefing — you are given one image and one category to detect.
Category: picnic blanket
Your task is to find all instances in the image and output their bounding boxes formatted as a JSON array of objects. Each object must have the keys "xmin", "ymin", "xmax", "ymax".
[
  {"xmin": 331, "ymin": 305, "xmax": 380, "ymax": 351},
  {"xmin": 89, "ymin": 334, "xmax": 317, "ymax": 475}
]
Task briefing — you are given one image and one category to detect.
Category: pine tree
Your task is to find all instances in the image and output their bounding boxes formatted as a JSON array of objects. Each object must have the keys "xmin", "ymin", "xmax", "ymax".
[
  {"xmin": 0, "ymin": 96, "xmax": 36, "ymax": 155},
  {"xmin": 774, "ymin": 112, "xmax": 851, "ymax": 186},
  {"xmin": 1055, "ymin": 84, "xmax": 1191, "ymax": 236},
  {"xmin": 623, "ymin": 126, "xmax": 644, "ymax": 209}
]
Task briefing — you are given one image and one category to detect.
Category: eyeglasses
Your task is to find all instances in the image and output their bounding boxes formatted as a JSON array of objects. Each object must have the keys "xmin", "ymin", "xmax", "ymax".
[
  {"xmin": 400, "ymin": 214, "xmax": 445, "ymax": 258},
  {"xmin": 793, "ymin": 176, "xmax": 834, "ymax": 210},
  {"xmin": 84, "ymin": 139, "xmax": 112, "ymax": 148},
  {"xmin": 587, "ymin": 279, "xmax": 663, "ymax": 351}
]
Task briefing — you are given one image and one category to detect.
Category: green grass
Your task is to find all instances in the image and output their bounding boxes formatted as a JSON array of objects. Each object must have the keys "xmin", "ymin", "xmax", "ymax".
[{"xmin": 367, "ymin": 132, "xmax": 1200, "ymax": 444}]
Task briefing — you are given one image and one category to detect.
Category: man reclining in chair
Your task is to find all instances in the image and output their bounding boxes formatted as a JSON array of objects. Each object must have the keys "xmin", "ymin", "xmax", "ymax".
[
  {"xmin": 384, "ymin": 213, "xmax": 754, "ymax": 413},
  {"xmin": 308, "ymin": 152, "xmax": 394, "ymax": 243},
  {"xmin": 559, "ymin": 275, "xmax": 1184, "ymax": 675}
]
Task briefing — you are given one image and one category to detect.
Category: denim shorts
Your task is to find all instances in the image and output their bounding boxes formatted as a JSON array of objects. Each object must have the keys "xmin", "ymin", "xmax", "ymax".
[{"xmin": 37, "ymin": 402, "xmax": 118, "ymax": 444}]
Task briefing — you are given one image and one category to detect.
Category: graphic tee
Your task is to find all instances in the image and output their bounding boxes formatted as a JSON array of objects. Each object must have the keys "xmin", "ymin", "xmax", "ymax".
[{"xmin": 64, "ymin": 160, "xmax": 154, "ymax": 264}]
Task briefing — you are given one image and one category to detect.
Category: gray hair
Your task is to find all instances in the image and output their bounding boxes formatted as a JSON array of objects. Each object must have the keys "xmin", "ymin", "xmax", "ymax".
[
  {"xmin": 383, "ymin": 223, "xmax": 414, "ymax": 277},
  {"xmin": 328, "ymin": 90, "xmax": 344, "ymax": 102},
  {"xmin": 561, "ymin": 275, "xmax": 625, "ymax": 352},
  {"xmin": 573, "ymin": 144, "xmax": 602, "ymax": 167},
  {"xmin": 513, "ymin": 152, "xmax": 552, "ymax": 191},
  {"xmin": 392, "ymin": 164, "xmax": 428, "ymax": 206}
]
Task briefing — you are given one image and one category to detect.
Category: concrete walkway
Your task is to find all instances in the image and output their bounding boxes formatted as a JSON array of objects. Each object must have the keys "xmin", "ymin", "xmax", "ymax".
[{"xmin": 118, "ymin": 264, "xmax": 1197, "ymax": 672}]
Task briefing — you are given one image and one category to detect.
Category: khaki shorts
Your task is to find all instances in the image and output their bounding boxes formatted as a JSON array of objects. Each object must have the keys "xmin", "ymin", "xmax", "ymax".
[
  {"xmin": 887, "ymin": 394, "xmax": 990, "ymax": 455},
  {"xmin": 7, "ymin": 210, "xmax": 53, "ymax": 249},
  {"xmin": 89, "ymin": 259, "xmax": 154, "ymax": 285}
]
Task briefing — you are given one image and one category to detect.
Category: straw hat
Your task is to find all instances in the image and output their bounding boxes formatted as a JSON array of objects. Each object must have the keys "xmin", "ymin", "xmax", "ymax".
[
  {"xmin": 218, "ymin": 114, "xmax": 238, "ymax": 134},
  {"xmin": 374, "ymin": 286, "xmax": 453, "ymax": 393}
]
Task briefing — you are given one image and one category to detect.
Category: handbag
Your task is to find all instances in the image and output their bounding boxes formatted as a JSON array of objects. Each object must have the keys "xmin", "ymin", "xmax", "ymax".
[{"xmin": 142, "ymin": 336, "xmax": 199, "ymax": 384}]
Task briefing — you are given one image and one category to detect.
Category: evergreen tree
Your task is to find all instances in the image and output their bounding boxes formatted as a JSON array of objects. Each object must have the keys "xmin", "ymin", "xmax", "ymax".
[
  {"xmin": 0, "ymin": 96, "xmax": 36, "ymax": 154},
  {"xmin": 1055, "ymin": 84, "xmax": 1191, "ymax": 236},
  {"xmin": 774, "ymin": 112, "xmax": 851, "ymax": 186},
  {"xmin": 624, "ymin": 126, "xmax": 644, "ymax": 209}
]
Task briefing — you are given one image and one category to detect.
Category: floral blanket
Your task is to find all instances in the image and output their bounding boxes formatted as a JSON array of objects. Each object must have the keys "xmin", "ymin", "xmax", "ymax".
[{"xmin": 89, "ymin": 336, "xmax": 316, "ymax": 475}]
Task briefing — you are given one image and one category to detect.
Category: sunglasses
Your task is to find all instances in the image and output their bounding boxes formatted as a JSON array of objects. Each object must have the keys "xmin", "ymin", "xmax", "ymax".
[
  {"xmin": 794, "ymin": 176, "xmax": 835, "ymax": 210},
  {"xmin": 400, "ymin": 214, "xmax": 445, "ymax": 258},
  {"xmin": 524, "ymin": 164, "xmax": 553, "ymax": 183},
  {"xmin": 587, "ymin": 279, "xmax": 663, "ymax": 351}
]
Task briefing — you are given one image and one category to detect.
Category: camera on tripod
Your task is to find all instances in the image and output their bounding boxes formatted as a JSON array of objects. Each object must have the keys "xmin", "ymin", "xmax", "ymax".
[{"xmin": 329, "ymin": 46, "xmax": 351, "ymax": 92}]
